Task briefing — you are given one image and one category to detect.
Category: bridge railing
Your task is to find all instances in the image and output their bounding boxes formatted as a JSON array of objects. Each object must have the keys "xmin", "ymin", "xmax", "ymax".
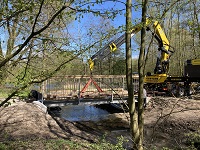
[{"xmin": 40, "ymin": 75, "xmax": 139, "ymax": 100}]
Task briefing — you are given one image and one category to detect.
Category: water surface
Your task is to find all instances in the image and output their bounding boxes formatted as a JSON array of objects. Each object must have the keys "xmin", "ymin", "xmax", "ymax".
[{"xmin": 59, "ymin": 105, "xmax": 110, "ymax": 121}]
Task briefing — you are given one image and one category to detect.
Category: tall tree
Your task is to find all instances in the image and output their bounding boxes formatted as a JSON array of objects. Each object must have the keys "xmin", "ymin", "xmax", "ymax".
[
  {"xmin": 125, "ymin": 0, "xmax": 139, "ymax": 149},
  {"xmin": 137, "ymin": 0, "xmax": 148, "ymax": 149}
]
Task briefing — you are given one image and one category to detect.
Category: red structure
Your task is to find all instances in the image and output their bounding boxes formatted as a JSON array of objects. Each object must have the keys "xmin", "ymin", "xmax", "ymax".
[{"xmin": 80, "ymin": 77, "xmax": 103, "ymax": 97}]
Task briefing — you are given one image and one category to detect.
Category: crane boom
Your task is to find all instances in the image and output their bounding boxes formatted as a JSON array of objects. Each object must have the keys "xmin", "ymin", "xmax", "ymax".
[{"xmin": 88, "ymin": 20, "xmax": 151, "ymax": 71}]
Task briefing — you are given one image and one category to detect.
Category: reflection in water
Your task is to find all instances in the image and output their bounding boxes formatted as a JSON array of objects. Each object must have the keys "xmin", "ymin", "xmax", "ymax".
[{"xmin": 59, "ymin": 105, "xmax": 110, "ymax": 121}]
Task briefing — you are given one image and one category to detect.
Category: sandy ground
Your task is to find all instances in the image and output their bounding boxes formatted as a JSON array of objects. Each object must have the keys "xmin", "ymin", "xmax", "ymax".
[{"xmin": 0, "ymin": 95, "xmax": 200, "ymax": 149}]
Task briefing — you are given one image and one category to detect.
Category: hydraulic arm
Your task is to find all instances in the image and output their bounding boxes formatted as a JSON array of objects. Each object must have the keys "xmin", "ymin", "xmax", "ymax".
[
  {"xmin": 144, "ymin": 21, "xmax": 174, "ymax": 83},
  {"xmin": 147, "ymin": 21, "xmax": 173, "ymax": 74}
]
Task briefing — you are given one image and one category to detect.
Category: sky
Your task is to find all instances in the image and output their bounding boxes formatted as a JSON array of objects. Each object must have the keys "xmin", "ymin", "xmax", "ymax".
[
  {"xmin": 67, "ymin": 0, "xmax": 142, "ymax": 58},
  {"xmin": 0, "ymin": 0, "xmax": 142, "ymax": 58}
]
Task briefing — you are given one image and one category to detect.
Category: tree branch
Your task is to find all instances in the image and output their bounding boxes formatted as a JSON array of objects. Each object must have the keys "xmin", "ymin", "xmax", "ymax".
[
  {"xmin": 0, "ymin": 3, "xmax": 72, "ymax": 69},
  {"xmin": 160, "ymin": 0, "xmax": 181, "ymax": 19},
  {"xmin": 0, "ymin": 8, "xmax": 29, "ymax": 26},
  {"xmin": 31, "ymin": 0, "xmax": 44, "ymax": 33}
]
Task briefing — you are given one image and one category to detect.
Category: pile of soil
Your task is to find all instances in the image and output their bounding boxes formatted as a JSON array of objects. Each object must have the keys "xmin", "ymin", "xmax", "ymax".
[
  {"xmin": 0, "ymin": 101, "xmax": 67, "ymax": 141},
  {"xmin": 0, "ymin": 95, "xmax": 200, "ymax": 149}
]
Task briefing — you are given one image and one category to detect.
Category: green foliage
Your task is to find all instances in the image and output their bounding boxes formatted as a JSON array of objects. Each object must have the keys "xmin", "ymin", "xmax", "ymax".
[
  {"xmin": 16, "ymin": 88, "xmax": 31, "ymax": 99},
  {"xmin": 0, "ymin": 136, "xmax": 127, "ymax": 150},
  {"xmin": 43, "ymin": 139, "xmax": 80, "ymax": 150},
  {"xmin": 0, "ymin": 143, "xmax": 7, "ymax": 150},
  {"xmin": 0, "ymin": 89, "xmax": 8, "ymax": 98},
  {"xmin": 112, "ymin": 59, "xmax": 126, "ymax": 75},
  {"xmin": 185, "ymin": 131, "xmax": 200, "ymax": 150},
  {"xmin": 0, "ymin": 139, "xmax": 79, "ymax": 150},
  {"xmin": 85, "ymin": 135, "xmax": 127, "ymax": 150}
]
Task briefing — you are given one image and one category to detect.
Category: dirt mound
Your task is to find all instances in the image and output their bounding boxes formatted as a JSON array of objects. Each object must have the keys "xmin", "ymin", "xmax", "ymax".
[{"xmin": 0, "ymin": 101, "xmax": 67, "ymax": 141}]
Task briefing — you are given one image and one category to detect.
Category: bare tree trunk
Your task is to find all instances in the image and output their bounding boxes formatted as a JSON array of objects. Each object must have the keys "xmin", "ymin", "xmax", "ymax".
[
  {"xmin": 126, "ymin": 0, "xmax": 139, "ymax": 149},
  {"xmin": 137, "ymin": 0, "xmax": 148, "ymax": 150}
]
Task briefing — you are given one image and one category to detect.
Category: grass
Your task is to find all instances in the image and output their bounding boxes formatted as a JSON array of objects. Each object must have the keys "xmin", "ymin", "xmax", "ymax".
[
  {"xmin": 0, "ymin": 139, "xmax": 82, "ymax": 150},
  {"xmin": 0, "ymin": 137, "xmax": 127, "ymax": 150},
  {"xmin": 185, "ymin": 130, "xmax": 200, "ymax": 150},
  {"xmin": 0, "ymin": 91, "xmax": 8, "ymax": 99},
  {"xmin": 1, "ymin": 132, "xmax": 199, "ymax": 150}
]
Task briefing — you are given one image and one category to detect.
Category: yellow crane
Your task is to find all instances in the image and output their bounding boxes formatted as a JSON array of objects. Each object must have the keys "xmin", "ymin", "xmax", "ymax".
[{"xmin": 88, "ymin": 19, "xmax": 174, "ymax": 85}]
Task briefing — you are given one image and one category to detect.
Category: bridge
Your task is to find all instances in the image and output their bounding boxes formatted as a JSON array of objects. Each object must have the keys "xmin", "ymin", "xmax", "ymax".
[
  {"xmin": 43, "ymin": 97, "xmax": 129, "ymax": 107},
  {"xmin": 39, "ymin": 75, "xmax": 139, "ymax": 107}
]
